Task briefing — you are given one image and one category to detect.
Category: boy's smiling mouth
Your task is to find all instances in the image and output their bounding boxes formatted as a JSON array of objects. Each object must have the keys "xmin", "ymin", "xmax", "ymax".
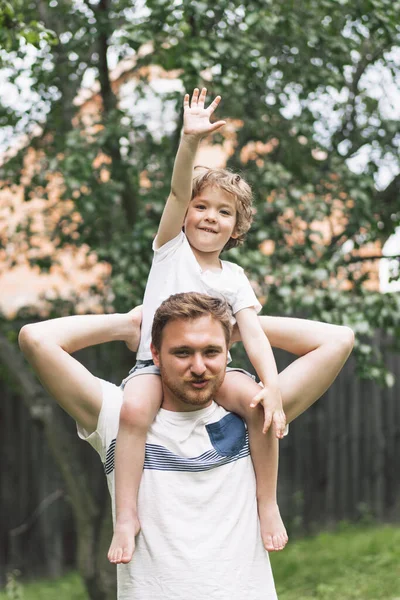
[{"xmin": 199, "ymin": 227, "xmax": 217, "ymax": 233}]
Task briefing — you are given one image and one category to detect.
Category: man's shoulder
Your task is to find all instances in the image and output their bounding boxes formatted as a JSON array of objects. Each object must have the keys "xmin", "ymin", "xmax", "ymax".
[
  {"xmin": 77, "ymin": 378, "xmax": 122, "ymax": 452},
  {"xmin": 97, "ymin": 377, "xmax": 123, "ymax": 403}
]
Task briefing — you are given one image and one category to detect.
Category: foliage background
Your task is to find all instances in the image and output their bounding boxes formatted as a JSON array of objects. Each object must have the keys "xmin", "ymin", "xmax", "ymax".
[{"xmin": 1, "ymin": 0, "xmax": 400, "ymax": 381}]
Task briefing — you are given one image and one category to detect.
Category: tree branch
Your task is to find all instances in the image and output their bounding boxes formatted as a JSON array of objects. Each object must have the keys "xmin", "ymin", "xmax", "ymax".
[
  {"xmin": 331, "ymin": 41, "xmax": 385, "ymax": 152},
  {"xmin": 375, "ymin": 172, "xmax": 400, "ymax": 217},
  {"xmin": 97, "ymin": 0, "xmax": 116, "ymax": 115},
  {"xmin": 95, "ymin": 0, "xmax": 138, "ymax": 227},
  {"xmin": 340, "ymin": 254, "xmax": 400, "ymax": 266}
]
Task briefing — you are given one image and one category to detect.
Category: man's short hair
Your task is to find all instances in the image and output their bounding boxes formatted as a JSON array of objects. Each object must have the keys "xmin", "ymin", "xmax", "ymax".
[{"xmin": 151, "ymin": 292, "xmax": 233, "ymax": 351}]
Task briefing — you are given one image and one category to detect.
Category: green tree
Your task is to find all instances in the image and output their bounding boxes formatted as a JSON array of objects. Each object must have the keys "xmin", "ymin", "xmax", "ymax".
[
  {"xmin": 0, "ymin": 0, "xmax": 55, "ymax": 54},
  {"xmin": 1, "ymin": 0, "xmax": 399, "ymax": 379}
]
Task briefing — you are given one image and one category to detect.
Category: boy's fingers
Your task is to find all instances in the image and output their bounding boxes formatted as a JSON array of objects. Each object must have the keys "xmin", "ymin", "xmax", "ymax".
[
  {"xmin": 191, "ymin": 88, "xmax": 200, "ymax": 105},
  {"xmin": 197, "ymin": 87, "xmax": 207, "ymax": 107},
  {"xmin": 262, "ymin": 411, "xmax": 273, "ymax": 434},
  {"xmin": 249, "ymin": 394, "xmax": 262, "ymax": 408},
  {"xmin": 209, "ymin": 120, "xmax": 226, "ymax": 132},
  {"xmin": 207, "ymin": 95, "xmax": 222, "ymax": 113},
  {"xmin": 273, "ymin": 412, "xmax": 286, "ymax": 439}
]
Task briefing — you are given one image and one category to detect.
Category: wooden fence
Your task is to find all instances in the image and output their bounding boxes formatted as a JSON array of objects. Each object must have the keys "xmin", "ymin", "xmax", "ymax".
[{"xmin": 1, "ymin": 339, "xmax": 399, "ymax": 584}]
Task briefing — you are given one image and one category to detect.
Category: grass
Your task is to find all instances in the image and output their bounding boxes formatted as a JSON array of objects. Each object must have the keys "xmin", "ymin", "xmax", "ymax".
[
  {"xmin": 271, "ymin": 524, "xmax": 400, "ymax": 599},
  {"xmin": 0, "ymin": 572, "xmax": 86, "ymax": 600},
  {"xmin": 1, "ymin": 525, "xmax": 399, "ymax": 599}
]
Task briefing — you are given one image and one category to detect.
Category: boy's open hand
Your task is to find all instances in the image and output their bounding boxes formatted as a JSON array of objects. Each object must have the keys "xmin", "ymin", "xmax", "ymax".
[
  {"xmin": 183, "ymin": 87, "xmax": 226, "ymax": 138},
  {"xmin": 250, "ymin": 386, "xmax": 287, "ymax": 439}
]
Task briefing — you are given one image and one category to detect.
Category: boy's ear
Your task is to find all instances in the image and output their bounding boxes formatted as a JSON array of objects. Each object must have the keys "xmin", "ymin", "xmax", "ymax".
[
  {"xmin": 230, "ymin": 228, "xmax": 239, "ymax": 240},
  {"xmin": 150, "ymin": 343, "xmax": 160, "ymax": 366}
]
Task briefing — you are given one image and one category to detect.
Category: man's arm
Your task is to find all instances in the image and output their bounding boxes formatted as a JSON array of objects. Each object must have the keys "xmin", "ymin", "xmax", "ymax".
[
  {"xmin": 155, "ymin": 87, "xmax": 226, "ymax": 249},
  {"xmin": 231, "ymin": 314, "xmax": 354, "ymax": 424},
  {"xmin": 19, "ymin": 310, "xmax": 139, "ymax": 434}
]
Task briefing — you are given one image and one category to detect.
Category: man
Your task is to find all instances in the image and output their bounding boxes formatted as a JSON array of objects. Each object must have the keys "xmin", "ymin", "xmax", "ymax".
[{"xmin": 19, "ymin": 292, "xmax": 354, "ymax": 600}]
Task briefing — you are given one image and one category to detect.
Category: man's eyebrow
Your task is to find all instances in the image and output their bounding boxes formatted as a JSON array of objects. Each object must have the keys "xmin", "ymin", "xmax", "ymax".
[
  {"xmin": 169, "ymin": 345, "xmax": 224, "ymax": 352},
  {"xmin": 169, "ymin": 345, "xmax": 193, "ymax": 353},
  {"xmin": 204, "ymin": 345, "xmax": 224, "ymax": 351},
  {"xmin": 169, "ymin": 345, "xmax": 190, "ymax": 351}
]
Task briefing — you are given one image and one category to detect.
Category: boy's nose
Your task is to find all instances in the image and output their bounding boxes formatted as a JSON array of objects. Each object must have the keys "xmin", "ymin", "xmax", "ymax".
[{"xmin": 205, "ymin": 211, "xmax": 217, "ymax": 222}]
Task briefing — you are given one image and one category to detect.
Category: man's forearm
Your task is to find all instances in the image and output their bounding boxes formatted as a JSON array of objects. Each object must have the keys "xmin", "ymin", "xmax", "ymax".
[
  {"xmin": 170, "ymin": 133, "xmax": 200, "ymax": 204},
  {"xmin": 19, "ymin": 313, "xmax": 132, "ymax": 355}
]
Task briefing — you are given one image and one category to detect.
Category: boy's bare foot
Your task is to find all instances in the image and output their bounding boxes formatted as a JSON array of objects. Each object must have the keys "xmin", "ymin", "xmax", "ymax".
[
  {"xmin": 108, "ymin": 516, "xmax": 141, "ymax": 564},
  {"xmin": 125, "ymin": 305, "xmax": 142, "ymax": 353},
  {"xmin": 258, "ymin": 499, "xmax": 288, "ymax": 552}
]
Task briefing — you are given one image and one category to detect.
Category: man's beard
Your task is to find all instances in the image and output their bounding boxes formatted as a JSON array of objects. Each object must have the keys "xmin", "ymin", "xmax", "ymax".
[{"xmin": 159, "ymin": 363, "xmax": 225, "ymax": 408}]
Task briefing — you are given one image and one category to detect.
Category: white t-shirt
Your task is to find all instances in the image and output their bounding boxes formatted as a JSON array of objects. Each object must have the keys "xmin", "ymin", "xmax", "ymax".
[
  {"xmin": 137, "ymin": 231, "xmax": 262, "ymax": 360},
  {"xmin": 78, "ymin": 379, "xmax": 278, "ymax": 600}
]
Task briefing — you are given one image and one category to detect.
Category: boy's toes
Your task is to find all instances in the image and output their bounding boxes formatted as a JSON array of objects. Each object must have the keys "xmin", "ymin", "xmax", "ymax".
[
  {"xmin": 275, "ymin": 535, "xmax": 283, "ymax": 551},
  {"xmin": 108, "ymin": 548, "xmax": 121, "ymax": 564},
  {"xmin": 121, "ymin": 546, "xmax": 133, "ymax": 564},
  {"xmin": 272, "ymin": 533, "xmax": 288, "ymax": 551},
  {"xmin": 263, "ymin": 534, "xmax": 275, "ymax": 552},
  {"xmin": 116, "ymin": 549, "xmax": 124, "ymax": 563}
]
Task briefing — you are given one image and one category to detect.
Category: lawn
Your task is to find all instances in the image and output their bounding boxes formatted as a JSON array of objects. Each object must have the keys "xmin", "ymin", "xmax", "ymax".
[
  {"xmin": 1, "ymin": 525, "xmax": 399, "ymax": 599},
  {"xmin": 271, "ymin": 524, "xmax": 400, "ymax": 599}
]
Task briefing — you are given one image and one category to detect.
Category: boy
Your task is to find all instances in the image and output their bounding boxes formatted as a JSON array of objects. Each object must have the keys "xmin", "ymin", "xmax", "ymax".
[{"xmin": 109, "ymin": 88, "xmax": 287, "ymax": 564}]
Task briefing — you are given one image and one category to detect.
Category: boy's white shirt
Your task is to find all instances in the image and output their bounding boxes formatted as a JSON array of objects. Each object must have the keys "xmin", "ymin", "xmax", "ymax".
[
  {"xmin": 78, "ymin": 378, "xmax": 278, "ymax": 600},
  {"xmin": 137, "ymin": 231, "xmax": 261, "ymax": 360}
]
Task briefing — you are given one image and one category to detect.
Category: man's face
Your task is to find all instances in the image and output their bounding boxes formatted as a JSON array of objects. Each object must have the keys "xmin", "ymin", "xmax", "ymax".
[{"xmin": 151, "ymin": 315, "xmax": 228, "ymax": 412}]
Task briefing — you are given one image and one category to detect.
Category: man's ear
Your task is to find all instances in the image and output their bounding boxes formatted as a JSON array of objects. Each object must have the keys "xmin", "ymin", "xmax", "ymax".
[{"xmin": 150, "ymin": 343, "xmax": 160, "ymax": 367}]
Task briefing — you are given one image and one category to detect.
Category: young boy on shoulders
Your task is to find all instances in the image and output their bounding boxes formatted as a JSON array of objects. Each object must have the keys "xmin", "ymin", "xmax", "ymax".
[{"xmin": 108, "ymin": 88, "xmax": 288, "ymax": 565}]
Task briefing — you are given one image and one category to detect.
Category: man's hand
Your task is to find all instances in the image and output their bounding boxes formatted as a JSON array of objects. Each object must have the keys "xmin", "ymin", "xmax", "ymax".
[
  {"xmin": 183, "ymin": 87, "xmax": 226, "ymax": 138},
  {"xmin": 250, "ymin": 385, "xmax": 287, "ymax": 439}
]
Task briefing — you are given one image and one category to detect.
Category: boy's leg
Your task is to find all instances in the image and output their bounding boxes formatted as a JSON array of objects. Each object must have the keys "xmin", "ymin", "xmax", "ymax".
[
  {"xmin": 232, "ymin": 316, "xmax": 354, "ymax": 423},
  {"xmin": 108, "ymin": 374, "xmax": 162, "ymax": 565},
  {"xmin": 216, "ymin": 371, "xmax": 288, "ymax": 553}
]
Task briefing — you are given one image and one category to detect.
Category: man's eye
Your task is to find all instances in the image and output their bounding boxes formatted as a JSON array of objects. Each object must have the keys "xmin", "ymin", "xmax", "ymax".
[
  {"xmin": 205, "ymin": 350, "xmax": 219, "ymax": 357},
  {"xmin": 175, "ymin": 351, "xmax": 189, "ymax": 357}
]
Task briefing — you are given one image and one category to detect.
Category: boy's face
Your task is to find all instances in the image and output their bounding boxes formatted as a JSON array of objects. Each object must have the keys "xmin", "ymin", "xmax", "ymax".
[{"xmin": 184, "ymin": 185, "xmax": 238, "ymax": 255}]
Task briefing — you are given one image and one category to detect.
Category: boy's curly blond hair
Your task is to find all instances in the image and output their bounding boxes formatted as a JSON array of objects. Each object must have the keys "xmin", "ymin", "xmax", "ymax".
[{"xmin": 192, "ymin": 166, "xmax": 253, "ymax": 251}]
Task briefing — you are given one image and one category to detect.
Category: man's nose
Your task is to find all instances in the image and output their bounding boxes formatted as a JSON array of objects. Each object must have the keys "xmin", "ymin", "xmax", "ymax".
[{"xmin": 190, "ymin": 353, "xmax": 206, "ymax": 376}]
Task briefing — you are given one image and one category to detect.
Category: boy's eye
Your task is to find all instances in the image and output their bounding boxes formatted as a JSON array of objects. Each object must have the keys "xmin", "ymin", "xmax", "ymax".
[
  {"xmin": 220, "ymin": 210, "xmax": 231, "ymax": 216},
  {"xmin": 196, "ymin": 204, "xmax": 206, "ymax": 210}
]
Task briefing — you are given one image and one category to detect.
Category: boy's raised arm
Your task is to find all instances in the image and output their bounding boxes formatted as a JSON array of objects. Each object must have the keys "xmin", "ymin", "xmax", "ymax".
[{"xmin": 155, "ymin": 87, "xmax": 226, "ymax": 249}]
